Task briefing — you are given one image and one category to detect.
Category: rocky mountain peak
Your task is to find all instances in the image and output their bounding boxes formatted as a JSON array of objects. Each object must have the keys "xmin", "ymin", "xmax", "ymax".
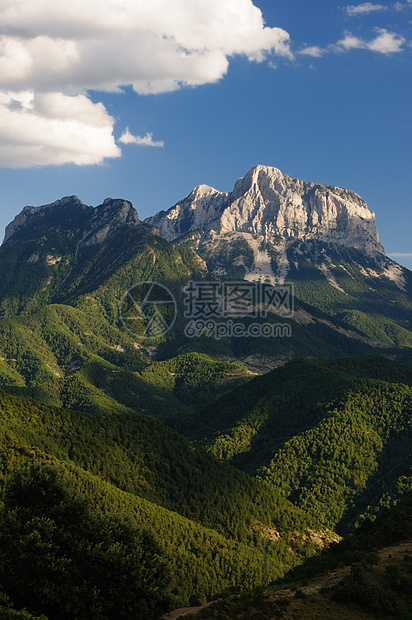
[
  {"xmin": 231, "ymin": 165, "xmax": 285, "ymax": 201},
  {"xmin": 187, "ymin": 184, "xmax": 223, "ymax": 201},
  {"xmin": 2, "ymin": 196, "xmax": 141, "ymax": 248},
  {"xmin": 146, "ymin": 165, "xmax": 384, "ymax": 256},
  {"xmin": 80, "ymin": 198, "xmax": 140, "ymax": 247},
  {"xmin": 144, "ymin": 165, "xmax": 391, "ymax": 286},
  {"xmin": 2, "ymin": 196, "xmax": 93, "ymax": 246},
  {"xmin": 146, "ymin": 184, "xmax": 229, "ymax": 241}
]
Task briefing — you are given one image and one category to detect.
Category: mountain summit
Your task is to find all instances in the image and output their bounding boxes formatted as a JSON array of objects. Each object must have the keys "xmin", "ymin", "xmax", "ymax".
[
  {"xmin": 3, "ymin": 195, "xmax": 140, "ymax": 248},
  {"xmin": 146, "ymin": 165, "xmax": 384, "ymax": 255},
  {"xmin": 145, "ymin": 165, "xmax": 406, "ymax": 288}
]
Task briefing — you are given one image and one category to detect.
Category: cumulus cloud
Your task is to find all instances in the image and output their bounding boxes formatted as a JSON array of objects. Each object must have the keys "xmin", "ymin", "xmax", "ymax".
[
  {"xmin": 366, "ymin": 28, "xmax": 406, "ymax": 52},
  {"xmin": 0, "ymin": 0, "xmax": 293, "ymax": 167},
  {"xmin": 0, "ymin": 2, "xmax": 293, "ymax": 95},
  {"xmin": 343, "ymin": 3, "xmax": 388, "ymax": 16},
  {"xmin": 299, "ymin": 45, "xmax": 326, "ymax": 57},
  {"xmin": 0, "ymin": 91, "xmax": 120, "ymax": 168},
  {"xmin": 393, "ymin": 0, "xmax": 412, "ymax": 9},
  {"xmin": 119, "ymin": 128, "xmax": 164, "ymax": 148},
  {"xmin": 336, "ymin": 28, "xmax": 406, "ymax": 53},
  {"xmin": 300, "ymin": 26, "xmax": 406, "ymax": 58}
]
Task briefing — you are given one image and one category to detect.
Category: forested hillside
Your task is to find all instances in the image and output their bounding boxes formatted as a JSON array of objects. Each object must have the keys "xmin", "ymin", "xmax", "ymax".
[
  {"xmin": 189, "ymin": 497, "xmax": 412, "ymax": 619},
  {"xmin": 0, "ymin": 197, "xmax": 411, "ymax": 618},
  {"xmin": 0, "ymin": 387, "xmax": 334, "ymax": 612},
  {"xmin": 174, "ymin": 356, "xmax": 412, "ymax": 533}
]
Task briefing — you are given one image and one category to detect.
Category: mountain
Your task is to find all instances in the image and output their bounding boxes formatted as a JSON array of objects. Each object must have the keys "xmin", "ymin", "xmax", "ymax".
[
  {"xmin": 146, "ymin": 164, "xmax": 383, "ymax": 256},
  {"xmin": 3, "ymin": 195, "xmax": 140, "ymax": 248},
  {"xmin": 147, "ymin": 165, "xmax": 412, "ymax": 352},
  {"xmin": 0, "ymin": 173, "xmax": 411, "ymax": 617},
  {"xmin": 0, "ymin": 167, "xmax": 411, "ymax": 416},
  {"xmin": 170, "ymin": 355, "xmax": 412, "ymax": 534}
]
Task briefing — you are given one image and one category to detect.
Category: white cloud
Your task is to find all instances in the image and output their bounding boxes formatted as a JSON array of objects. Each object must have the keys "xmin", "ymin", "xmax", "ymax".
[
  {"xmin": 119, "ymin": 128, "xmax": 164, "ymax": 148},
  {"xmin": 0, "ymin": 91, "xmax": 120, "ymax": 168},
  {"xmin": 393, "ymin": 0, "xmax": 412, "ymax": 9},
  {"xmin": 0, "ymin": 2, "xmax": 294, "ymax": 95},
  {"xmin": 343, "ymin": 3, "xmax": 388, "ymax": 16},
  {"xmin": 335, "ymin": 33, "xmax": 366, "ymax": 50},
  {"xmin": 366, "ymin": 28, "xmax": 406, "ymax": 52},
  {"xmin": 0, "ymin": 0, "xmax": 293, "ymax": 167},
  {"xmin": 299, "ymin": 45, "xmax": 326, "ymax": 57},
  {"xmin": 335, "ymin": 28, "xmax": 406, "ymax": 53}
]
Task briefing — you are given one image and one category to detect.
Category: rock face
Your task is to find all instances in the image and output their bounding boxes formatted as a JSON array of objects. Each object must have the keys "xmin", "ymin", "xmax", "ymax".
[
  {"xmin": 81, "ymin": 198, "xmax": 140, "ymax": 247},
  {"xmin": 145, "ymin": 165, "xmax": 396, "ymax": 286},
  {"xmin": 2, "ymin": 166, "xmax": 405, "ymax": 292},
  {"xmin": 146, "ymin": 165, "xmax": 384, "ymax": 256},
  {"xmin": 3, "ymin": 196, "xmax": 140, "ymax": 248}
]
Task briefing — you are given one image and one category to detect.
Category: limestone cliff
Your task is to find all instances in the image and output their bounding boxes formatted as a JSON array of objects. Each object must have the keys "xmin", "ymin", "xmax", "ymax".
[{"xmin": 146, "ymin": 165, "xmax": 384, "ymax": 256}]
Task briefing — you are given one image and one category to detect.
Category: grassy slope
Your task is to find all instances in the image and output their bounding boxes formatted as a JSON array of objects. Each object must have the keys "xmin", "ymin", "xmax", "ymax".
[
  {"xmin": 287, "ymin": 246, "xmax": 412, "ymax": 348},
  {"xmin": 0, "ymin": 303, "xmax": 254, "ymax": 418}
]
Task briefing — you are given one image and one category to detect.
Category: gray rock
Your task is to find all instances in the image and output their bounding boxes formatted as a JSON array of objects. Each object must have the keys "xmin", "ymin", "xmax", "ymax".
[
  {"xmin": 2, "ymin": 196, "xmax": 141, "ymax": 248},
  {"xmin": 146, "ymin": 165, "xmax": 384, "ymax": 256}
]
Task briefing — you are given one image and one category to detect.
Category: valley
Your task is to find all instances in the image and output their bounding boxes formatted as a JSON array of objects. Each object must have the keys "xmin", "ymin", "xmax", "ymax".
[{"xmin": 0, "ymin": 166, "xmax": 411, "ymax": 618}]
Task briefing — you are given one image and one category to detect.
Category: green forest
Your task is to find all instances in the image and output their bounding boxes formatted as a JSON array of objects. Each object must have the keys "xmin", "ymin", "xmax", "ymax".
[{"xmin": 0, "ymin": 209, "xmax": 411, "ymax": 618}]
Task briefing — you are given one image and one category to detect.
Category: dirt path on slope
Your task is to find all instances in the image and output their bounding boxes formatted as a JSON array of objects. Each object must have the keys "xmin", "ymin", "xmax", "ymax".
[
  {"xmin": 164, "ymin": 601, "xmax": 214, "ymax": 619},
  {"xmin": 165, "ymin": 539, "xmax": 412, "ymax": 618}
]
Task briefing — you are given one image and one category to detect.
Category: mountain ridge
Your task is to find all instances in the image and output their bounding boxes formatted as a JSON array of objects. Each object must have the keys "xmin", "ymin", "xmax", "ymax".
[
  {"xmin": 146, "ymin": 165, "xmax": 384, "ymax": 256},
  {"xmin": 2, "ymin": 165, "xmax": 385, "ymax": 257},
  {"xmin": 4, "ymin": 165, "xmax": 405, "ymax": 297},
  {"xmin": 0, "ymin": 165, "xmax": 410, "ymax": 358},
  {"xmin": 2, "ymin": 195, "xmax": 141, "ymax": 248}
]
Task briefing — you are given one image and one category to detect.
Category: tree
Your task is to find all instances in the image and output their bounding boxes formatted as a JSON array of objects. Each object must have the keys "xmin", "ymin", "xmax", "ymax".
[{"xmin": 0, "ymin": 462, "xmax": 172, "ymax": 620}]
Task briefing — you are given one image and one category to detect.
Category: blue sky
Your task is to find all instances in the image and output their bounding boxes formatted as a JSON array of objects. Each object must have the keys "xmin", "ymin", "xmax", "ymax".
[{"xmin": 0, "ymin": 1, "xmax": 411, "ymax": 268}]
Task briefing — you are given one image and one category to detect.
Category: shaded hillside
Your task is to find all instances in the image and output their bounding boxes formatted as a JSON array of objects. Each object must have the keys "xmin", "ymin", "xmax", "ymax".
[
  {"xmin": 173, "ymin": 356, "xmax": 412, "ymax": 533},
  {"xmin": 175, "ymin": 497, "xmax": 412, "ymax": 619},
  {"xmin": 0, "ymin": 388, "xmax": 331, "ymax": 606}
]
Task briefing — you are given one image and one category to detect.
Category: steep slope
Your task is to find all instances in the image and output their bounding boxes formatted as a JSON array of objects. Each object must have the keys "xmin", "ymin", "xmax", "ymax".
[
  {"xmin": 3, "ymin": 195, "xmax": 140, "ymax": 248},
  {"xmin": 0, "ymin": 196, "xmax": 203, "ymax": 320},
  {"xmin": 172, "ymin": 356, "xmax": 412, "ymax": 533},
  {"xmin": 1, "ymin": 191, "xmax": 408, "ymax": 419},
  {"xmin": 147, "ymin": 165, "xmax": 383, "ymax": 255},
  {"xmin": 0, "ymin": 388, "xmax": 331, "ymax": 605}
]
